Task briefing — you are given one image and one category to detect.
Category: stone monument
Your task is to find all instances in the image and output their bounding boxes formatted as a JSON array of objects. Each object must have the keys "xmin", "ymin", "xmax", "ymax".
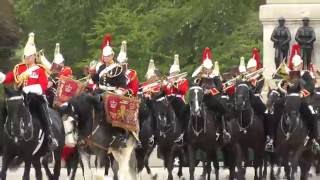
[{"xmin": 260, "ymin": 0, "xmax": 320, "ymax": 78}]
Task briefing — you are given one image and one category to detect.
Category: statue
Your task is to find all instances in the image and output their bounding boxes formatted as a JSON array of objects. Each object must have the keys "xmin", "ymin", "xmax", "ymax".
[
  {"xmin": 271, "ymin": 17, "xmax": 291, "ymax": 69},
  {"xmin": 295, "ymin": 17, "xmax": 316, "ymax": 69}
]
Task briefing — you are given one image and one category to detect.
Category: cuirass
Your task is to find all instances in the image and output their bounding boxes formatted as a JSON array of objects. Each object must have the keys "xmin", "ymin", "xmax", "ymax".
[
  {"xmin": 99, "ymin": 71, "xmax": 127, "ymax": 88},
  {"xmin": 200, "ymin": 77, "xmax": 216, "ymax": 89},
  {"xmin": 299, "ymin": 27, "xmax": 314, "ymax": 40},
  {"xmin": 276, "ymin": 28, "xmax": 289, "ymax": 41}
]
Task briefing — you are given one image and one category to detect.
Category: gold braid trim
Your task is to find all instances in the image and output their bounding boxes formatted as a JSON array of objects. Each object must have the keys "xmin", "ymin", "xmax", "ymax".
[
  {"xmin": 13, "ymin": 63, "xmax": 25, "ymax": 88},
  {"xmin": 37, "ymin": 64, "xmax": 51, "ymax": 76}
]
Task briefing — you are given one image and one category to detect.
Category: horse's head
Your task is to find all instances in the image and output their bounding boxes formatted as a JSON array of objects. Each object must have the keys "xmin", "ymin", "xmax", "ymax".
[
  {"xmin": 284, "ymin": 93, "xmax": 301, "ymax": 121},
  {"xmin": 60, "ymin": 93, "xmax": 102, "ymax": 146},
  {"xmin": 266, "ymin": 89, "xmax": 283, "ymax": 114},
  {"xmin": 151, "ymin": 95, "xmax": 175, "ymax": 134},
  {"xmin": 4, "ymin": 87, "xmax": 31, "ymax": 139},
  {"xmin": 234, "ymin": 83, "xmax": 251, "ymax": 111},
  {"xmin": 189, "ymin": 86, "xmax": 204, "ymax": 117}
]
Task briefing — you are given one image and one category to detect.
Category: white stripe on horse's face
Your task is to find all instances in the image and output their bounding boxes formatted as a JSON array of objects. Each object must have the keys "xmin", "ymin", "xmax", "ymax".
[
  {"xmin": 7, "ymin": 95, "xmax": 24, "ymax": 101},
  {"xmin": 271, "ymin": 90, "xmax": 280, "ymax": 96},
  {"xmin": 194, "ymin": 88, "xmax": 200, "ymax": 114}
]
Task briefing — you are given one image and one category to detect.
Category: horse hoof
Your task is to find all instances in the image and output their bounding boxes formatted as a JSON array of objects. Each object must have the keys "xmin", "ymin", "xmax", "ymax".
[
  {"xmin": 308, "ymin": 173, "xmax": 313, "ymax": 177},
  {"xmin": 94, "ymin": 174, "xmax": 104, "ymax": 180},
  {"xmin": 152, "ymin": 174, "xmax": 158, "ymax": 180}
]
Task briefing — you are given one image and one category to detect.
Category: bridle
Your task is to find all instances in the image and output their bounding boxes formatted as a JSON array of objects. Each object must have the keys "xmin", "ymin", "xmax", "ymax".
[
  {"xmin": 4, "ymin": 95, "xmax": 34, "ymax": 141},
  {"xmin": 189, "ymin": 86, "xmax": 207, "ymax": 136}
]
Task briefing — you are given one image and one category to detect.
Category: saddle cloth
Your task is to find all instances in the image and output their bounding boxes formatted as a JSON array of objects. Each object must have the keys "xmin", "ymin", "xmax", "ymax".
[
  {"xmin": 54, "ymin": 76, "xmax": 84, "ymax": 107},
  {"xmin": 104, "ymin": 92, "xmax": 140, "ymax": 132}
]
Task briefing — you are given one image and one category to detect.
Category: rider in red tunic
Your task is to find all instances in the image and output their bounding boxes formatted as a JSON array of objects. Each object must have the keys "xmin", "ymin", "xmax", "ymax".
[
  {"xmin": 163, "ymin": 54, "xmax": 189, "ymax": 102},
  {"xmin": 162, "ymin": 54, "xmax": 189, "ymax": 142},
  {"xmin": 139, "ymin": 59, "xmax": 162, "ymax": 98},
  {"xmin": 116, "ymin": 40, "xmax": 139, "ymax": 97},
  {"xmin": 0, "ymin": 32, "xmax": 58, "ymax": 151}
]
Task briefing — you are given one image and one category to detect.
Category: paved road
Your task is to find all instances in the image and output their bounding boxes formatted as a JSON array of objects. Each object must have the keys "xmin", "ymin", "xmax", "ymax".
[{"xmin": 4, "ymin": 167, "xmax": 320, "ymax": 180}]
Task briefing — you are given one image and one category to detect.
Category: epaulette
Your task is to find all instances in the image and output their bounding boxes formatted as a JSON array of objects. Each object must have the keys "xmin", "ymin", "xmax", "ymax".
[
  {"xmin": 128, "ymin": 69, "xmax": 137, "ymax": 81},
  {"xmin": 37, "ymin": 63, "xmax": 51, "ymax": 75}
]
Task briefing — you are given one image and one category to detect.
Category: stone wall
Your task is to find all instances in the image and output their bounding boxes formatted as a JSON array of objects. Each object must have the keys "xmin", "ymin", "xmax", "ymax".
[{"xmin": 260, "ymin": 1, "xmax": 320, "ymax": 78}]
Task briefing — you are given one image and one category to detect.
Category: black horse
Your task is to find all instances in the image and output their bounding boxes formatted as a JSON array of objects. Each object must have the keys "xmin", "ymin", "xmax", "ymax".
[
  {"xmin": 61, "ymin": 93, "xmax": 137, "ymax": 180},
  {"xmin": 149, "ymin": 94, "xmax": 184, "ymax": 180},
  {"xmin": 135, "ymin": 97, "xmax": 157, "ymax": 179},
  {"xmin": 232, "ymin": 82, "xmax": 266, "ymax": 180},
  {"xmin": 0, "ymin": 87, "xmax": 64, "ymax": 180},
  {"xmin": 310, "ymin": 89, "xmax": 320, "ymax": 175},
  {"xmin": 278, "ymin": 93, "xmax": 310, "ymax": 180},
  {"xmin": 185, "ymin": 85, "xmax": 223, "ymax": 180},
  {"xmin": 267, "ymin": 90, "xmax": 310, "ymax": 180}
]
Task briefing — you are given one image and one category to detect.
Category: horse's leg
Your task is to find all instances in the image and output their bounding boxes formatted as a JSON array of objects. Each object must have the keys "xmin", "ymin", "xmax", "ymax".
[
  {"xmin": 298, "ymin": 149, "xmax": 313, "ymax": 180},
  {"xmin": 52, "ymin": 150, "xmax": 62, "ymax": 180},
  {"xmin": 104, "ymin": 156, "xmax": 111, "ymax": 175},
  {"xmin": 262, "ymin": 155, "xmax": 268, "ymax": 180},
  {"xmin": 111, "ymin": 159, "xmax": 119, "ymax": 180},
  {"xmin": 79, "ymin": 150, "xmax": 93, "ymax": 179},
  {"xmin": 0, "ymin": 152, "xmax": 14, "ymax": 180},
  {"xmin": 41, "ymin": 153, "xmax": 53, "ymax": 179},
  {"xmin": 188, "ymin": 145, "xmax": 196, "ymax": 180},
  {"xmin": 316, "ymin": 154, "xmax": 320, "ymax": 175},
  {"xmin": 213, "ymin": 153, "xmax": 219, "ymax": 180},
  {"xmin": 270, "ymin": 153, "xmax": 276, "ymax": 180},
  {"xmin": 254, "ymin": 165, "xmax": 258, "ymax": 180},
  {"xmin": 235, "ymin": 143, "xmax": 245, "ymax": 180},
  {"xmin": 206, "ymin": 159, "xmax": 213, "ymax": 180},
  {"xmin": 94, "ymin": 152, "xmax": 106, "ymax": 180},
  {"xmin": 22, "ymin": 158, "xmax": 32, "ymax": 180},
  {"xmin": 69, "ymin": 152, "xmax": 79, "ymax": 180},
  {"xmin": 32, "ymin": 158, "xmax": 43, "ymax": 180},
  {"xmin": 255, "ymin": 152, "xmax": 264, "ymax": 180},
  {"xmin": 112, "ymin": 136, "xmax": 136, "ymax": 180},
  {"xmin": 201, "ymin": 160, "xmax": 206, "ymax": 178},
  {"xmin": 283, "ymin": 157, "xmax": 291, "ymax": 180},
  {"xmin": 177, "ymin": 150, "xmax": 183, "ymax": 178},
  {"xmin": 166, "ymin": 146, "xmax": 175, "ymax": 180}
]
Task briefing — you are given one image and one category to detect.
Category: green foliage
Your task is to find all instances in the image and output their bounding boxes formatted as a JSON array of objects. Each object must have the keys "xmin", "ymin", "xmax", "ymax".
[{"xmin": 14, "ymin": 0, "xmax": 263, "ymax": 80}]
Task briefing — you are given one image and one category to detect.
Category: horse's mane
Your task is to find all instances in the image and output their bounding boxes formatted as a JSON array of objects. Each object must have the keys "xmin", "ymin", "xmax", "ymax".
[{"xmin": 285, "ymin": 94, "xmax": 301, "ymax": 112}]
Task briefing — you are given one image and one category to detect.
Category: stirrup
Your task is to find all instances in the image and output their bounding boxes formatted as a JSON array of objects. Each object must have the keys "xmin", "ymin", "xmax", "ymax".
[
  {"xmin": 148, "ymin": 135, "xmax": 155, "ymax": 147},
  {"xmin": 110, "ymin": 135, "xmax": 127, "ymax": 148},
  {"xmin": 311, "ymin": 139, "xmax": 320, "ymax": 154},
  {"xmin": 48, "ymin": 136, "xmax": 58, "ymax": 151},
  {"xmin": 222, "ymin": 130, "xmax": 231, "ymax": 143},
  {"xmin": 174, "ymin": 134, "xmax": 184, "ymax": 146},
  {"xmin": 265, "ymin": 140, "xmax": 274, "ymax": 152}
]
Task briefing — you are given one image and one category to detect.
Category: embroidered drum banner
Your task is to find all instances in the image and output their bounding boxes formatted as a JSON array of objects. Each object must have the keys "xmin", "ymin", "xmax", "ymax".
[
  {"xmin": 54, "ymin": 76, "xmax": 83, "ymax": 107},
  {"xmin": 104, "ymin": 93, "xmax": 140, "ymax": 132}
]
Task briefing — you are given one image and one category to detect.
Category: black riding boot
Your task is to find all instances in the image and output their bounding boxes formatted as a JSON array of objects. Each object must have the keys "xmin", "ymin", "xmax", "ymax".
[
  {"xmin": 39, "ymin": 96, "xmax": 58, "ymax": 151},
  {"xmin": 221, "ymin": 115, "xmax": 231, "ymax": 143},
  {"xmin": 110, "ymin": 127, "xmax": 128, "ymax": 148},
  {"xmin": 264, "ymin": 113, "xmax": 275, "ymax": 152},
  {"xmin": 302, "ymin": 104, "xmax": 320, "ymax": 153}
]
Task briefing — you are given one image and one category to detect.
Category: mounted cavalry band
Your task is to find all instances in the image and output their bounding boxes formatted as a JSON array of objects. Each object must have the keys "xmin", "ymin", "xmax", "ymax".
[{"xmin": 1, "ymin": 32, "xmax": 320, "ymax": 180}]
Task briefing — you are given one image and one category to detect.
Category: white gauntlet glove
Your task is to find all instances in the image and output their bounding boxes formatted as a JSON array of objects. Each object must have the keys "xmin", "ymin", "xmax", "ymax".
[{"xmin": 0, "ymin": 72, "xmax": 6, "ymax": 83}]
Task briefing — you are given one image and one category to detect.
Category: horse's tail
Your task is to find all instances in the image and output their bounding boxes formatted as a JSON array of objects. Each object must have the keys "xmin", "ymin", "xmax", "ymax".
[{"xmin": 8, "ymin": 156, "xmax": 24, "ymax": 170}]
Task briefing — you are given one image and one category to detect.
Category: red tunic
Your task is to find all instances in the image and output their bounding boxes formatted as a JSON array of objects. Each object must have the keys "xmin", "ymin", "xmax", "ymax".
[
  {"xmin": 59, "ymin": 66, "xmax": 73, "ymax": 78},
  {"xmin": 3, "ymin": 64, "xmax": 48, "ymax": 93},
  {"xmin": 163, "ymin": 78, "xmax": 189, "ymax": 100},
  {"xmin": 126, "ymin": 69, "xmax": 139, "ymax": 96}
]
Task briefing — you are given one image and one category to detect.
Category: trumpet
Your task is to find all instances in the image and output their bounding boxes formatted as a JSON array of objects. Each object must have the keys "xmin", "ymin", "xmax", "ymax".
[
  {"xmin": 140, "ymin": 80, "xmax": 161, "ymax": 93},
  {"xmin": 222, "ymin": 68, "xmax": 264, "ymax": 91},
  {"xmin": 166, "ymin": 72, "xmax": 188, "ymax": 86},
  {"xmin": 244, "ymin": 68, "xmax": 264, "ymax": 80}
]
